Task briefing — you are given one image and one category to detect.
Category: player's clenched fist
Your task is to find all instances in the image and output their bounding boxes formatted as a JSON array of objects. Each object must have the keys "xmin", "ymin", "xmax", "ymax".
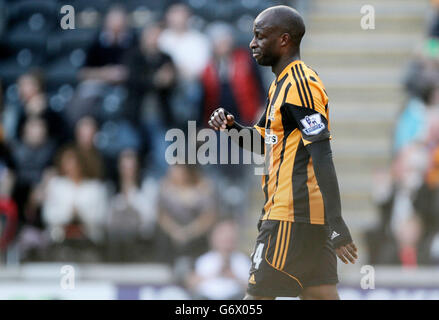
[{"xmin": 208, "ymin": 108, "xmax": 235, "ymax": 131}]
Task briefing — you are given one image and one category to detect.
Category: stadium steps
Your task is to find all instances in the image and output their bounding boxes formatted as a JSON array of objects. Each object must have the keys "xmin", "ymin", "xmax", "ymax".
[
  {"xmin": 311, "ymin": 0, "xmax": 430, "ymax": 16},
  {"xmin": 302, "ymin": 0, "xmax": 430, "ymax": 246},
  {"xmin": 308, "ymin": 14, "xmax": 426, "ymax": 34},
  {"xmin": 306, "ymin": 49, "xmax": 416, "ymax": 68},
  {"xmin": 324, "ymin": 85, "xmax": 404, "ymax": 105}
]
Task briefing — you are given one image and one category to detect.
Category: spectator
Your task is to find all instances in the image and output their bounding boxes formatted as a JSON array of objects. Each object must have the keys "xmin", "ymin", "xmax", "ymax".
[
  {"xmin": 67, "ymin": 5, "xmax": 136, "ymax": 128},
  {"xmin": 199, "ymin": 22, "xmax": 264, "ymax": 217},
  {"xmin": 106, "ymin": 149, "xmax": 158, "ymax": 261},
  {"xmin": 42, "ymin": 146, "xmax": 107, "ymax": 248},
  {"xmin": 79, "ymin": 5, "xmax": 134, "ymax": 85},
  {"xmin": 0, "ymin": 124, "xmax": 15, "ymax": 197},
  {"xmin": 125, "ymin": 24, "xmax": 177, "ymax": 127},
  {"xmin": 124, "ymin": 24, "xmax": 177, "ymax": 177},
  {"xmin": 201, "ymin": 22, "xmax": 264, "ymax": 127},
  {"xmin": 391, "ymin": 143, "xmax": 428, "ymax": 267},
  {"xmin": 369, "ymin": 142, "xmax": 431, "ymax": 266},
  {"xmin": 159, "ymin": 3, "xmax": 210, "ymax": 82},
  {"xmin": 11, "ymin": 117, "xmax": 55, "ymax": 227},
  {"xmin": 0, "ymin": 125, "xmax": 18, "ymax": 257},
  {"xmin": 158, "ymin": 3, "xmax": 210, "ymax": 125},
  {"xmin": 156, "ymin": 164, "xmax": 216, "ymax": 264},
  {"xmin": 3, "ymin": 70, "xmax": 67, "ymax": 144},
  {"xmin": 428, "ymin": 0, "xmax": 439, "ymax": 38},
  {"xmin": 396, "ymin": 53, "xmax": 439, "ymax": 154},
  {"xmin": 185, "ymin": 220, "xmax": 251, "ymax": 299},
  {"xmin": 74, "ymin": 116, "xmax": 105, "ymax": 180}
]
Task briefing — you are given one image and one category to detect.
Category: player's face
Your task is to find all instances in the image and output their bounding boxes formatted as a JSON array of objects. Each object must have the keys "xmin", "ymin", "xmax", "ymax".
[{"xmin": 249, "ymin": 20, "xmax": 280, "ymax": 66}]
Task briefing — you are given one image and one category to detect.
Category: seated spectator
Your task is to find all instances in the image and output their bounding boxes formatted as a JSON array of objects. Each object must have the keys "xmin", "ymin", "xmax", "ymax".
[
  {"xmin": 106, "ymin": 149, "xmax": 158, "ymax": 261},
  {"xmin": 124, "ymin": 24, "xmax": 176, "ymax": 127},
  {"xmin": 185, "ymin": 220, "xmax": 251, "ymax": 300},
  {"xmin": 11, "ymin": 117, "xmax": 55, "ymax": 228},
  {"xmin": 428, "ymin": 0, "xmax": 439, "ymax": 38},
  {"xmin": 393, "ymin": 96, "xmax": 428, "ymax": 154},
  {"xmin": 67, "ymin": 5, "xmax": 135, "ymax": 128},
  {"xmin": 156, "ymin": 164, "xmax": 216, "ymax": 264},
  {"xmin": 3, "ymin": 70, "xmax": 67, "ymax": 144},
  {"xmin": 124, "ymin": 24, "xmax": 177, "ymax": 177},
  {"xmin": 159, "ymin": 3, "xmax": 210, "ymax": 82},
  {"xmin": 158, "ymin": 3, "xmax": 211, "ymax": 125},
  {"xmin": 200, "ymin": 22, "xmax": 264, "ymax": 215},
  {"xmin": 368, "ymin": 143, "xmax": 430, "ymax": 266},
  {"xmin": 396, "ymin": 54, "xmax": 439, "ymax": 154},
  {"xmin": 79, "ymin": 5, "xmax": 134, "ymax": 85},
  {"xmin": 42, "ymin": 146, "xmax": 107, "ymax": 248},
  {"xmin": 0, "ymin": 125, "xmax": 15, "ymax": 197},
  {"xmin": 0, "ymin": 125, "xmax": 18, "ymax": 257},
  {"xmin": 201, "ymin": 22, "xmax": 264, "ymax": 127},
  {"xmin": 391, "ymin": 143, "xmax": 428, "ymax": 267},
  {"xmin": 74, "ymin": 116, "xmax": 105, "ymax": 180}
]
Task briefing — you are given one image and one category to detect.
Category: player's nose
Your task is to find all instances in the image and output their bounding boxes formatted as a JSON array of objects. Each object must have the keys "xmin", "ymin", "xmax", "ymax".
[{"xmin": 249, "ymin": 37, "xmax": 257, "ymax": 50}]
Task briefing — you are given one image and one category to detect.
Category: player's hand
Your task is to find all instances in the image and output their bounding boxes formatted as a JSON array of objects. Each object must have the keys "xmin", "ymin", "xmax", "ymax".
[
  {"xmin": 208, "ymin": 108, "xmax": 235, "ymax": 131},
  {"xmin": 335, "ymin": 242, "xmax": 358, "ymax": 264}
]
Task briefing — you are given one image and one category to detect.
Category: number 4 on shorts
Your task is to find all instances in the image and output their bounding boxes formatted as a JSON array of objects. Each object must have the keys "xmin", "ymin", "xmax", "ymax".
[{"xmin": 253, "ymin": 243, "xmax": 264, "ymax": 269}]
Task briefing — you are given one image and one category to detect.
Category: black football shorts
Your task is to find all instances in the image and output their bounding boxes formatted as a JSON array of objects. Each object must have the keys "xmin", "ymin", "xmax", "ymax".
[{"xmin": 247, "ymin": 220, "xmax": 338, "ymax": 298}]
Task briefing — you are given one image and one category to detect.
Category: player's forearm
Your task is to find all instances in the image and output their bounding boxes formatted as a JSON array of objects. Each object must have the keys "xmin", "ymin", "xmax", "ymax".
[
  {"xmin": 306, "ymin": 139, "xmax": 352, "ymax": 247},
  {"xmin": 226, "ymin": 121, "xmax": 265, "ymax": 155}
]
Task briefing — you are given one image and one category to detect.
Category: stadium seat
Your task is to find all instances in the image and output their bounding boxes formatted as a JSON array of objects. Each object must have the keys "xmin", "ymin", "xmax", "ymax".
[
  {"xmin": 45, "ymin": 59, "xmax": 79, "ymax": 87},
  {"xmin": 6, "ymin": 0, "xmax": 58, "ymax": 30},
  {"xmin": 4, "ymin": 22, "xmax": 48, "ymax": 52},
  {"xmin": 0, "ymin": 58, "xmax": 28, "ymax": 87},
  {"xmin": 124, "ymin": 0, "xmax": 167, "ymax": 12},
  {"xmin": 59, "ymin": 0, "xmax": 111, "ymax": 13},
  {"xmin": 46, "ymin": 28, "xmax": 97, "ymax": 58}
]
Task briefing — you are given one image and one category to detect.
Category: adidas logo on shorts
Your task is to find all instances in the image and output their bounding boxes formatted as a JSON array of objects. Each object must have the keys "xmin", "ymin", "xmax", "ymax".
[
  {"xmin": 249, "ymin": 274, "xmax": 256, "ymax": 285},
  {"xmin": 330, "ymin": 231, "xmax": 340, "ymax": 240}
]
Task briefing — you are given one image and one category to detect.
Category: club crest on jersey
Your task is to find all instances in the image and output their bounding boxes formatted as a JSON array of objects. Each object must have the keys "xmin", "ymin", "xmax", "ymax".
[
  {"xmin": 265, "ymin": 133, "xmax": 278, "ymax": 145},
  {"xmin": 300, "ymin": 113, "xmax": 325, "ymax": 135}
]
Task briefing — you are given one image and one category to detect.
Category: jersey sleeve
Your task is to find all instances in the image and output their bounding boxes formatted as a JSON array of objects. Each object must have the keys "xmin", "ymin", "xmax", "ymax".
[{"xmin": 284, "ymin": 76, "xmax": 331, "ymax": 146}]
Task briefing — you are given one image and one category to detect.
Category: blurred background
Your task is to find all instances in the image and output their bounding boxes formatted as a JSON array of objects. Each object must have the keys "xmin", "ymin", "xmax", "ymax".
[{"xmin": 0, "ymin": 0, "xmax": 439, "ymax": 300}]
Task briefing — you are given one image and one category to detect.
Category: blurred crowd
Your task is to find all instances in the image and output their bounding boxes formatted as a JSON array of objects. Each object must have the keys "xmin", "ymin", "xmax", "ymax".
[
  {"xmin": 367, "ymin": 0, "xmax": 439, "ymax": 267},
  {"xmin": 0, "ymin": 0, "xmax": 303, "ymax": 290}
]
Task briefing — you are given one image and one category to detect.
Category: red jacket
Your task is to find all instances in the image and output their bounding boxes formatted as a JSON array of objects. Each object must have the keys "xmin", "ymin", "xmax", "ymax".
[
  {"xmin": 0, "ymin": 198, "xmax": 18, "ymax": 251},
  {"xmin": 201, "ymin": 49, "xmax": 263, "ymax": 126}
]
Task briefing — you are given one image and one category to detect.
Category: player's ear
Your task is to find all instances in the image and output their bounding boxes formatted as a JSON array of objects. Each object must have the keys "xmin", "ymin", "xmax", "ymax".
[{"xmin": 280, "ymin": 33, "xmax": 290, "ymax": 47}]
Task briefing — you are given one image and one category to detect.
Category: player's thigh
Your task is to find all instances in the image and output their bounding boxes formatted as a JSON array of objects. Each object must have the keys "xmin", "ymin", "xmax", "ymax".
[{"xmin": 300, "ymin": 284, "xmax": 339, "ymax": 300}]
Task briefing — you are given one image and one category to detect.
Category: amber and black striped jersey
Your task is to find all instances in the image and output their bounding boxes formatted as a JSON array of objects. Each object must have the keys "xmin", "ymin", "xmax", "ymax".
[{"xmin": 254, "ymin": 59, "xmax": 331, "ymax": 225}]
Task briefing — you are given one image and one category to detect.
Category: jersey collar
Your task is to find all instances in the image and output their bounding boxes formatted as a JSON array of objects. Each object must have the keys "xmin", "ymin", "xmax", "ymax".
[{"xmin": 276, "ymin": 59, "xmax": 303, "ymax": 83}]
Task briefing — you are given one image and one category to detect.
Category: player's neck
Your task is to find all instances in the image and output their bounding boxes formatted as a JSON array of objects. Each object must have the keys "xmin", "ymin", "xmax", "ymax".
[{"xmin": 272, "ymin": 52, "xmax": 301, "ymax": 78}]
